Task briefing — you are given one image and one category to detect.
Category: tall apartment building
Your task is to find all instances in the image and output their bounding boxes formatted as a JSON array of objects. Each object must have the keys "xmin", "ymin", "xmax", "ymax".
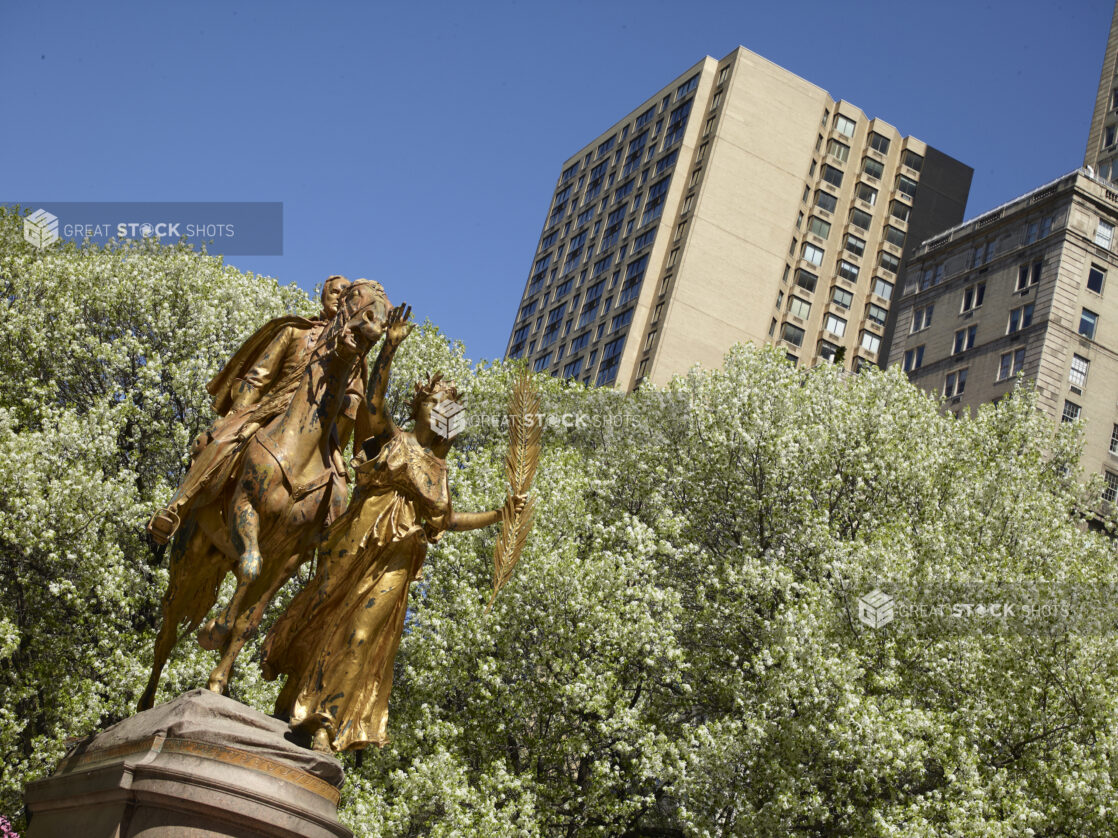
[
  {"xmin": 503, "ymin": 46, "xmax": 972, "ymax": 388},
  {"xmin": 1085, "ymin": 1, "xmax": 1118, "ymax": 178},
  {"xmin": 887, "ymin": 170, "xmax": 1118, "ymax": 499}
]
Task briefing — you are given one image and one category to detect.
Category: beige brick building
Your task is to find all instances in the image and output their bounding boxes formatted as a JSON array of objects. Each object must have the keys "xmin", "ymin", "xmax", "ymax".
[
  {"xmin": 888, "ymin": 170, "xmax": 1118, "ymax": 499},
  {"xmin": 504, "ymin": 46, "xmax": 972, "ymax": 388}
]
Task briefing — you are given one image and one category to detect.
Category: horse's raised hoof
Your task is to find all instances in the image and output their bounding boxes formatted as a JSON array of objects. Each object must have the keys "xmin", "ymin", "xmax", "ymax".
[{"xmin": 196, "ymin": 619, "xmax": 226, "ymax": 651}]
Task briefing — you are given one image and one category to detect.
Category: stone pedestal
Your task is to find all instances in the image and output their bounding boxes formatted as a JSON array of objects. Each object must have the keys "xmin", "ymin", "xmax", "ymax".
[{"xmin": 24, "ymin": 689, "xmax": 352, "ymax": 838}]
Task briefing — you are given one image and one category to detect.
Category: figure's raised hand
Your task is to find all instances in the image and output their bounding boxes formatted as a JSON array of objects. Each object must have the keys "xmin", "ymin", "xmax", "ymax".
[
  {"xmin": 506, "ymin": 493, "xmax": 528, "ymax": 519},
  {"xmin": 385, "ymin": 304, "xmax": 413, "ymax": 348}
]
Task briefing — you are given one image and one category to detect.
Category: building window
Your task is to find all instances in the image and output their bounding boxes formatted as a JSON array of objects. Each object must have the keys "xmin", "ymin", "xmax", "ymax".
[
  {"xmin": 953, "ymin": 325, "xmax": 976, "ymax": 354},
  {"xmin": 872, "ymin": 278, "xmax": 894, "ymax": 300},
  {"xmin": 1110, "ymin": 424, "xmax": 1118, "ymax": 455},
  {"xmin": 1104, "ymin": 471, "xmax": 1118, "ymax": 503},
  {"xmin": 1007, "ymin": 304, "xmax": 1034, "ymax": 334},
  {"xmin": 824, "ymin": 313, "xmax": 847, "ymax": 337},
  {"xmin": 838, "ymin": 260, "xmax": 859, "ymax": 282},
  {"xmin": 1069, "ymin": 354, "xmax": 1089, "ymax": 389},
  {"xmin": 856, "ymin": 182, "xmax": 878, "ymax": 206},
  {"xmin": 903, "ymin": 150, "xmax": 924, "ymax": 172},
  {"xmin": 781, "ymin": 322, "xmax": 805, "ymax": 347},
  {"xmin": 718, "ymin": 65, "xmax": 730, "ymax": 84},
  {"xmin": 789, "ymin": 296, "xmax": 812, "ymax": 319},
  {"xmin": 860, "ymin": 331, "xmax": 881, "ymax": 354},
  {"xmin": 911, "ymin": 305, "xmax": 934, "ymax": 332},
  {"xmin": 596, "ymin": 336, "xmax": 627, "ymax": 386},
  {"xmin": 890, "ymin": 201, "xmax": 911, "ymax": 223},
  {"xmin": 865, "ymin": 303, "xmax": 887, "ymax": 327},
  {"xmin": 844, "ymin": 234, "xmax": 866, "ymax": 257},
  {"xmin": 834, "ymin": 114, "xmax": 856, "ymax": 137},
  {"xmin": 831, "ymin": 287, "xmax": 853, "ymax": 309},
  {"xmin": 563, "ymin": 357, "xmax": 583, "ymax": 378},
  {"xmin": 903, "ymin": 345, "xmax": 924, "ymax": 372},
  {"xmin": 944, "ymin": 368, "xmax": 968, "ymax": 397},
  {"xmin": 802, "ymin": 243, "xmax": 825, "ymax": 266},
  {"xmin": 796, "ymin": 268, "xmax": 818, "ymax": 293},
  {"xmin": 961, "ymin": 282, "xmax": 986, "ymax": 312},
  {"xmin": 822, "ymin": 165, "xmax": 844, "ymax": 188},
  {"xmin": 569, "ymin": 331, "xmax": 590, "ymax": 354},
  {"xmin": 655, "ymin": 150, "xmax": 680, "ymax": 176},
  {"xmin": 1062, "ymin": 400, "xmax": 1081, "ymax": 423},
  {"xmin": 610, "ymin": 308, "xmax": 634, "ymax": 333},
  {"xmin": 676, "ymin": 74, "xmax": 699, "ymax": 99},
  {"xmin": 998, "ymin": 348, "xmax": 1026, "ymax": 381},
  {"xmin": 1016, "ymin": 260, "xmax": 1042, "ymax": 291},
  {"xmin": 1088, "ymin": 264, "xmax": 1106, "ymax": 294},
  {"xmin": 631, "ymin": 229, "xmax": 656, "ymax": 253},
  {"xmin": 808, "ymin": 216, "xmax": 832, "ymax": 238},
  {"xmin": 534, "ymin": 352, "xmax": 552, "ymax": 372},
  {"xmin": 879, "ymin": 251, "xmax": 900, "ymax": 274},
  {"xmin": 1025, "ymin": 217, "xmax": 1053, "ymax": 243},
  {"xmin": 862, "ymin": 157, "xmax": 884, "ymax": 179},
  {"xmin": 1079, "ymin": 308, "xmax": 1099, "ymax": 339},
  {"xmin": 818, "ymin": 340, "xmax": 839, "ymax": 362},
  {"xmin": 884, "ymin": 226, "xmax": 906, "ymax": 249},
  {"xmin": 663, "ymin": 101, "xmax": 693, "ymax": 147},
  {"xmin": 1096, "ymin": 220, "xmax": 1114, "ymax": 249},
  {"xmin": 813, "ymin": 191, "xmax": 838, "ymax": 213},
  {"xmin": 850, "ymin": 208, "xmax": 873, "ymax": 230},
  {"xmin": 868, "ymin": 131, "xmax": 890, "ymax": 153},
  {"xmin": 640, "ymin": 177, "xmax": 671, "ymax": 225},
  {"xmin": 827, "ymin": 138, "xmax": 850, "ymax": 162},
  {"xmin": 895, "ymin": 175, "xmax": 918, "ymax": 199},
  {"xmin": 920, "ymin": 264, "xmax": 945, "ymax": 290}
]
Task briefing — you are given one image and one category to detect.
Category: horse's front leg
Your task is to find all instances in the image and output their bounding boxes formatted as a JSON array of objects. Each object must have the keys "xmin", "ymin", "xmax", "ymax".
[{"xmin": 210, "ymin": 547, "xmax": 306, "ymax": 697}]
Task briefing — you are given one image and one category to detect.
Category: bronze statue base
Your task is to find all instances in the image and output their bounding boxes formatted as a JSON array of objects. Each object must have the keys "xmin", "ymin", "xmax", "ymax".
[{"xmin": 24, "ymin": 689, "xmax": 352, "ymax": 838}]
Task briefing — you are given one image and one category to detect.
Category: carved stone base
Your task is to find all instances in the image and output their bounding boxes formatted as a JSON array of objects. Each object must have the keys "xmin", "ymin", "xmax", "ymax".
[{"xmin": 24, "ymin": 689, "xmax": 352, "ymax": 838}]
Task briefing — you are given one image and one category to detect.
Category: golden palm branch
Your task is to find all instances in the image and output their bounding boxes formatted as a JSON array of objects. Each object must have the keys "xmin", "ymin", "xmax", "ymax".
[{"xmin": 487, "ymin": 367, "xmax": 541, "ymax": 611}]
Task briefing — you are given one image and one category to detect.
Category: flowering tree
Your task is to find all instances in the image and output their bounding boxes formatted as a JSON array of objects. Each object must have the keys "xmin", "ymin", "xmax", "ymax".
[
  {"xmin": 2, "ymin": 206, "xmax": 1117, "ymax": 836},
  {"xmin": 0, "ymin": 207, "xmax": 312, "ymax": 821}
]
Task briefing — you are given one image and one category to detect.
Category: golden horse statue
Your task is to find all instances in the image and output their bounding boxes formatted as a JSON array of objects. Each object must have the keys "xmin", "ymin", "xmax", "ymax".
[{"xmin": 138, "ymin": 281, "xmax": 394, "ymax": 711}]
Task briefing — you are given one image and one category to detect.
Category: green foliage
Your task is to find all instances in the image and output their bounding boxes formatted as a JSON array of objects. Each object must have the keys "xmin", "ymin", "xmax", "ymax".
[{"xmin": 2, "ymin": 208, "xmax": 1118, "ymax": 835}]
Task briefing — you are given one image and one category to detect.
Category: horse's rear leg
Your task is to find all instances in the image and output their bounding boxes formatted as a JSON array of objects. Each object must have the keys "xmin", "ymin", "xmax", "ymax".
[
  {"xmin": 204, "ymin": 489, "xmax": 264, "ymax": 693},
  {"xmin": 138, "ymin": 518, "xmax": 227, "ymax": 710}
]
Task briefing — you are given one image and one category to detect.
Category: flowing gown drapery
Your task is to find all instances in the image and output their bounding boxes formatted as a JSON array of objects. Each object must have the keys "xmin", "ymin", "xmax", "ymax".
[{"xmin": 261, "ymin": 427, "xmax": 450, "ymax": 751}]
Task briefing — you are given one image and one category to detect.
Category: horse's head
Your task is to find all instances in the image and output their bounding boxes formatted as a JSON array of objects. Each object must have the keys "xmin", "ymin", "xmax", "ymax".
[{"xmin": 330, "ymin": 279, "xmax": 391, "ymax": 357}]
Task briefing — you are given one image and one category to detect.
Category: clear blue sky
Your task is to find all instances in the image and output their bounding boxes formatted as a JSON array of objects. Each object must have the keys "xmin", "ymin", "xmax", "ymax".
[{"xmin": 2, "ymin": 0, "xmax": 1112, "ymax": 361}]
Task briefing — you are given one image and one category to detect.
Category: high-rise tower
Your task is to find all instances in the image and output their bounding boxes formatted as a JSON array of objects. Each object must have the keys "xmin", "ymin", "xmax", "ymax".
[{"xmin": 504, "ymin": 46, "xmax": 972, "ymax": 388}]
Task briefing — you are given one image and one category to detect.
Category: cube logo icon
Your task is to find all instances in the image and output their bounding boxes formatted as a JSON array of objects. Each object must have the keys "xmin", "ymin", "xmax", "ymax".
[
  {"xmin": 858, "ymin": 589, "xmax": 894, "ymax": 629},
  {"xmin": 429, "ymin": 398, "xmax": 466, "ymax": 440},
  {"xmin": 24, "ymin": 209, "xmax": 59, "ymax": 249}
]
